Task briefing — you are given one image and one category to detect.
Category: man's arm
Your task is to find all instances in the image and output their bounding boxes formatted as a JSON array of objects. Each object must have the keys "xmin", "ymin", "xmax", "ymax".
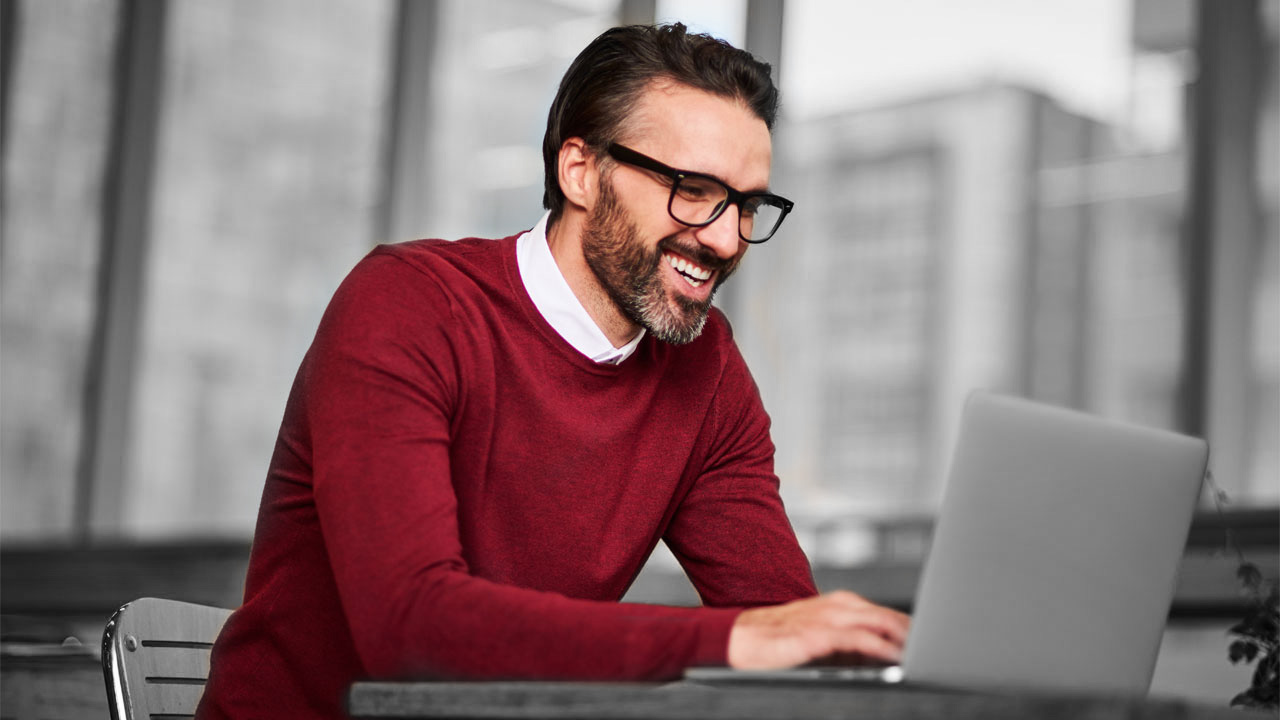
[
  {"xmin": 664, "ymin": 317, "xmax": 910, "ymax": 668},
  {"xmin": 304, "ymin": 252, "xmax": 742, "ymax": 681}
]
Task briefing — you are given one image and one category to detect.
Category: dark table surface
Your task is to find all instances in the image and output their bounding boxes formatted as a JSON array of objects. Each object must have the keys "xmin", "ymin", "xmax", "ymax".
[{"xmin": 347, "ymin": 679, "xmax": 1258, "ymax": 720}]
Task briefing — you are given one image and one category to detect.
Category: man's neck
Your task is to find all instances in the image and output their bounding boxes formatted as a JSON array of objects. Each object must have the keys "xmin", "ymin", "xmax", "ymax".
[{"xmin": 545, "ymin": 214, "xmax": 642, "ymax": 349}]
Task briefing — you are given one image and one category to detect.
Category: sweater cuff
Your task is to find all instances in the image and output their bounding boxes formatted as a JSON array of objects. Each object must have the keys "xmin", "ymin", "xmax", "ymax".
[{"xmin": 691, "ymin": 607, "xmax": 744, "ymax": 667}]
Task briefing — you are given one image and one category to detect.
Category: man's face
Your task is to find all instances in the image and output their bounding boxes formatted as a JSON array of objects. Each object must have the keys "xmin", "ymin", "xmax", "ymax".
[{"xmin": 580, "ymin": 81, "xmax": 773, "ymax": 345}]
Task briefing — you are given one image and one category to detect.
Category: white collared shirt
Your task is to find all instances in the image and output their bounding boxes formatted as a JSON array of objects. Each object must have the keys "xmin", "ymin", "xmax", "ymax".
[{"xmin": 516, "ymin": 213, "xmax": 646, "ymax": 365}]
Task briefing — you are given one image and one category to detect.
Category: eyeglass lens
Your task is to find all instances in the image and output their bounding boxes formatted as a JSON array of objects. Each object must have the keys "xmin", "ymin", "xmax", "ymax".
[{"xmin": 670, "ymin": 176, "xmax": 786, "ymax": 242}]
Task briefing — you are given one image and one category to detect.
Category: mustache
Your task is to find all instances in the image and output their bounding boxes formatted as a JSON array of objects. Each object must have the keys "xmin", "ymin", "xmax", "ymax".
[{"xmin": 656, "ymin": 236, "xmax": 736, "ymax": 274}]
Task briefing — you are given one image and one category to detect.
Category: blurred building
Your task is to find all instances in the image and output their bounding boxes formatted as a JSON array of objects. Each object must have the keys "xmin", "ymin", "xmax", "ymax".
[
  {"xmin": 390, "ymin": 0, "xmax": 618, "ymax": 244},
  {"xmin": 0, "ymin": 0, "xmax": 616, "ymax": 539},
  {"xmin": 736, "ymin": 84, "xmax": 1116, "ymax": 529},
  {"xmin": 1, "ymin": 0, "xmax": 1275, "ymax": 543},
  {"xmin": 2, "ymin": 0, "xmax": 118, "ymax": 539},
  {"xmin": 731, "ymin": 0, "xmax": 1279, "ymax": 543}
]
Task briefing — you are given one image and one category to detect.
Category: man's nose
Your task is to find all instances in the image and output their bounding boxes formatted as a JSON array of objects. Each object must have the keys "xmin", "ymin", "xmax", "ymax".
[{"xmin": 694, "ymin": 204, "xmax": 743, "ymax": 260}]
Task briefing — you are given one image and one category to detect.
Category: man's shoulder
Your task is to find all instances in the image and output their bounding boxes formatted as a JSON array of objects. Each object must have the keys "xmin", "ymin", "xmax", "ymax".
[
  {"xmin": 323, "ymin": 233, "xmax": 522, "ymax": 322},
  {"xmin": 370, "ymin": 234, "xmax": 517, "ymax": 273},
  {"xmin": 346, "ymin": 234, "xmax": 519, "ymax": 298}
]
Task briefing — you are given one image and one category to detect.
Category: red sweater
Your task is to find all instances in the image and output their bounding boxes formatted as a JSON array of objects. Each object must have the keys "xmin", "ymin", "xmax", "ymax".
[{"xmin": 199, "ymin": 234, "xmax": 816, "ymax": 718}]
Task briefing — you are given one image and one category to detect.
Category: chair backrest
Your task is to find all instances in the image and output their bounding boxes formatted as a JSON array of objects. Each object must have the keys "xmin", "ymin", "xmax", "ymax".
[{"xmin": 101, "ymin": 597, "xmax": 233, "ymax": 720}]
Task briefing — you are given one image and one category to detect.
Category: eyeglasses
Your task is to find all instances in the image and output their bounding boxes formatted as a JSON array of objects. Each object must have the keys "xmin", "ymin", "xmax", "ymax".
[{"xmin": 606, "ymin": 143, "xmax": 794, "ymax": 244}]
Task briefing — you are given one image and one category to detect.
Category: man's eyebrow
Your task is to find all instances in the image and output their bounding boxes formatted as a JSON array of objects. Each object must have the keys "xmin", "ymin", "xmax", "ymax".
[
  {"xmin": 732, "ymin": 178, "xmax": 773, "ymax": 195},
  {"xmin": 701, "ymin": 167, "xmax": 771, "ymax": 195},
  {"xmin": 641, "ymin": 149, "xmax": 771, "ymax": 194},
  {"xmin": 692, "ymin": 167, "xmax": 770, "ymax": 195}
]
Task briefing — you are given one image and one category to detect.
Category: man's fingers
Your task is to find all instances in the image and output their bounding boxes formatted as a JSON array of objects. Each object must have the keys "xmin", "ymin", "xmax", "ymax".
[
  {"xmin": 727, "ymin": 591, "xmax": 912, "ymax": 670},
  {"xmin": 826, "ymin": 627, "xmax": 904, "ymax": 664},
  {"xmin": 819, "ymin": 601, "xmax": 910, "ymax": 644}
]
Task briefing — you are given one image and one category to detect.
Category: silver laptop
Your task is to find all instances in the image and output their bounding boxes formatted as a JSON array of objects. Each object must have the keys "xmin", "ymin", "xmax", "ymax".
[{"xmin": 686, "ymin": 390, "xmax": 1208, "ymax": 696}]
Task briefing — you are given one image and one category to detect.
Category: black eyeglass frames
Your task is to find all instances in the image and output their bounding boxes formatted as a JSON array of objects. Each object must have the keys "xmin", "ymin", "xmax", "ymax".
[{"xmin": 605, "ymin": 143, "xmax": 793, "ymax": 244}]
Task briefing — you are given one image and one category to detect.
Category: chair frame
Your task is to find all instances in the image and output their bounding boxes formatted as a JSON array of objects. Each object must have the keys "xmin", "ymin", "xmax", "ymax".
[{"xmin": 102, "ymin": 597, "xmax": 233, "ymax": 720}]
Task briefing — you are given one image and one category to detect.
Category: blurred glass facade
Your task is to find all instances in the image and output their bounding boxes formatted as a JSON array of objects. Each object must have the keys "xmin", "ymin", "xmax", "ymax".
[
  {"xmin": 127, "ymin": 0, "xmax": 394, "ymax": 536},
  {"xmin": 1, "ymin": 0, "xmax": 1276, "ymax": 547},
  {"xmin": 2, "ymin": 0, "xmax": 117, "ymax": 537},
  {"xmin": 401, "ymin": 0, "xmax": 617, "ymax": 242},
  {"xmin": 742, "ymin": 86, "xmax": 1122, "ymax": 520}
]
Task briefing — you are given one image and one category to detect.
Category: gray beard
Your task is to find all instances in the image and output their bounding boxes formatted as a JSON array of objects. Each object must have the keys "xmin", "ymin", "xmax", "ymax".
[{"xmin": 579, "ymin": 178, "xmax": 737, "ymax": 345}]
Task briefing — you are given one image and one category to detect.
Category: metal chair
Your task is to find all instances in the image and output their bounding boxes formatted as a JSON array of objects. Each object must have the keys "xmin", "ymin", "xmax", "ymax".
[{"xmin": 101, "ymin": 597, "xmax": 233, "ymax": 720}]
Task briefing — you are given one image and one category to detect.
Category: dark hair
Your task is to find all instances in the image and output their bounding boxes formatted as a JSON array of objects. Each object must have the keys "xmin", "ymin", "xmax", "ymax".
[{"xmin": 541, "ymin": 23, "xmax": 779, "ymax": 223}]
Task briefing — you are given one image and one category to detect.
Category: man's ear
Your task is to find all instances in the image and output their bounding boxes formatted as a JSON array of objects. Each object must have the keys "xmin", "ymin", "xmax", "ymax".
[{"xmin": 557, "ymin": 137, "xmax": 597, "ymax": 212}]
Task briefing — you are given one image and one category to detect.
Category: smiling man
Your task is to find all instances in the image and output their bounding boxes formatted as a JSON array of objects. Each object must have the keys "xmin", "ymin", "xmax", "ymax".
[{"xmin": 199, "ymin": 23, "xmax": 908, "ymax": 719}]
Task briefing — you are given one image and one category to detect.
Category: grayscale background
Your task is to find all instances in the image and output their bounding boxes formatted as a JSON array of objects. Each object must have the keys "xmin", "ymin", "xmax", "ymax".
[{"xmin": 1, "ymin": 0, "xmax": 1276, "ymax": 710}]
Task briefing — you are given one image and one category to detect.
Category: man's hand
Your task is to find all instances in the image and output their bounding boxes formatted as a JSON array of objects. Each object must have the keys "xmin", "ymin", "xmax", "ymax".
[{"xmin": 727, "ymin": 591, "xmax": 910, "ymax": 670}]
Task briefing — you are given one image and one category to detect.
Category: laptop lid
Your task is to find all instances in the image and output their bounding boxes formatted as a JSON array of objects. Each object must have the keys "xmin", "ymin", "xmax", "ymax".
[{"xmin": 902, "ymin": 391, "xmax": 1208, "ymax": 696}]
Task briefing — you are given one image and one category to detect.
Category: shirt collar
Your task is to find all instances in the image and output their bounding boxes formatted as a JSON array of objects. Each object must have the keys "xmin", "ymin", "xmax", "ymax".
[{"xmin": 516, "ymin": 212, "xmax": 645, "ymax": 365}]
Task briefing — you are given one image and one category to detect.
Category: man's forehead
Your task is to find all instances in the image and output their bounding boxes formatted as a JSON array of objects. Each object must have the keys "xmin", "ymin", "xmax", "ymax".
[
  {"xmin": 620, "ymin": 79, "xmax": 763, "ymax": 140},
  {"xmin": 617, "ymin": 80, "xmax": 773, "ymax": 187}
]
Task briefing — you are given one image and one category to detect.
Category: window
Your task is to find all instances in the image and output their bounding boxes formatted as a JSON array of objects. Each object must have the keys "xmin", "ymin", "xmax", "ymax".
[
  {"xmin": 731, "ymin": 0, "xmax": 1279, "ymax": 561},
  {"xmin": 1, "ymin": 0, "xmax": 118, "ymax": 538},
  {"xmin": 0, "ymin": 0, "xmax": 1273, "ymax": 548}
]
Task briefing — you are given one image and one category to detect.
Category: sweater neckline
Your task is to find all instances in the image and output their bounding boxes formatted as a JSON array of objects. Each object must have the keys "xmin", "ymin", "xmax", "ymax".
[{"xmin": 501, "ymin": 234, "xmax": 649, "ymax": 377}]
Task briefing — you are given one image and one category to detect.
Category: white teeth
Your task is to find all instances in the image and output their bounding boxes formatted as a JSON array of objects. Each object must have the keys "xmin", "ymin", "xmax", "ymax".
[{"xmin": 665, "ymin": 253, "xmax": 712, "ymax": 282}]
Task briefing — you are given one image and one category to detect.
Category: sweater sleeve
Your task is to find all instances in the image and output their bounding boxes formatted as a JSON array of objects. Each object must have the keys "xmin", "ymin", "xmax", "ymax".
[
  {"xmin": 305, "ymin": 253, "xmax": 739, "ymax": 680},
  {"xmin": 663, "ymin": 318, "xmax": 819, "ymax": 608}
]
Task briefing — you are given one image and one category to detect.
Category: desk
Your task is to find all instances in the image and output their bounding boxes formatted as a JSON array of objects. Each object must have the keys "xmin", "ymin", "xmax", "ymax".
[{"xmin": 347, "ymin": 681, "xmax": 1252, "ymax": 719}]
